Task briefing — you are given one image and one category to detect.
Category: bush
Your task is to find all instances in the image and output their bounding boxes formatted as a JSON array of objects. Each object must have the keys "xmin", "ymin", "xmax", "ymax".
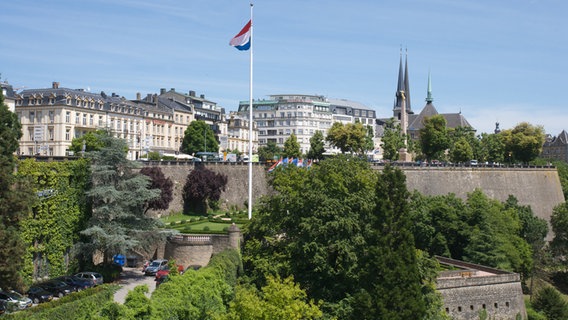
[
  {"xmin": 203, "ymin": 226, "xmax": 210, "ymax": 231},
  {"xmin": 532, "ymin": 286, "xmax": 568, "ymax": 320}
]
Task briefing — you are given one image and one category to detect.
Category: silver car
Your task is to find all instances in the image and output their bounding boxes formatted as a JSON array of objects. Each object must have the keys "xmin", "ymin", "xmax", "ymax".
[
  {"xmin": 74, "ymin": 272, "xmax": 104, "ymax": 286},
  {"xmin": 0, "ymin": 290, "xmax": 32, "ymax": 311}
]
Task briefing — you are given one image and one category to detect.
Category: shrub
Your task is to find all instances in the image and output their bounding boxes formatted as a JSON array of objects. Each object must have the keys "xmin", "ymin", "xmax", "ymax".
[
  {"xmin": 203, "ymin": 226, "xmax": 210, "ymax": 231},
  {"xmin": 532, "ymin": 286, "xmax": 568, "ymax": 320}
]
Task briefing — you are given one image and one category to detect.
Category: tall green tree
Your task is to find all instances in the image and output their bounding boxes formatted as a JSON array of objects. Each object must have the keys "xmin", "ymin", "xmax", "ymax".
[
  {"xmin": 307, "ymin": 130, "xmax": 325, "ymax": 160},
  {"xmin": 283, "ymin": 133, "xmax": 301, "ymax": 158},
  {"xmin": 79, "ymin": 133, "xmax": 161, "ymax": 265},
  {"xmin": 352, "ymin": 165, "xmax": 427, "ymax": 320},
  {"xmin": 380, "ymin": 118, "xmax": 405, "ymax": 161},
  {"xmin": 180, "ymin": 120, "xmax": 218, "ymax": 155},
  {"xmin": 258, "ymin": 141, "xmax": 282, "ymax": 162},
  {"xmin": 326, "ymin": 122, "xmax": 367, "ymax": 155},
  {"xmin": 449, "ymin": 137, "xmax": 474, "ymax": 163},
  {"xmin": 0, "ymin": 90, "xmax": 33, "ymax": 290},
  {"xmin": 501, "ymin": 122, "xmax": 545, "ymax": 164},
  {"xmin": 479, "ymin": 132, "xmax": 505, "ymax": 164},
  {"xmin": 419, "ymin": 115, "xmax": 450, "ymax": 161}
]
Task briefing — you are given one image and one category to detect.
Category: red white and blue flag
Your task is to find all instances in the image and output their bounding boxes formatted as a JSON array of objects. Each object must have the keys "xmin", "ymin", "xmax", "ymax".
[{"xmin": 229, "ymin": 20, "xmax": 251, "ymax": 51}]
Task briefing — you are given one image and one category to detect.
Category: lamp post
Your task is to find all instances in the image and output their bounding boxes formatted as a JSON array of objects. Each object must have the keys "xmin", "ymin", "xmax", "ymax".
[{"xmin": 204, "ymin": 126, "xmax": 207, "ymax": 153}]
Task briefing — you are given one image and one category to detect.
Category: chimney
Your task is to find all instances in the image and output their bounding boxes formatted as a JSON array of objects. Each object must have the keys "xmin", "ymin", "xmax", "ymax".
[
  {"xmin": 189, "ymin": 90, "xmax": 195, "ymax": 97},
  {"xmin": 200, "ymin": 94, "xmax": 205, "ymax": 99},
  {"xmin": 136, "ymin": 92, "xmax": 141, "ymax": 100},
  {"xmin": 52, "ymin": 82, "xmax": 59, "ymax": 89},
  {"xmin": 160, "ymin": 88, "xmax": 166, "ymax": 95},
  {"xmin": 170, "ymin": 88, "xmax": 175, "ymax": 92}
]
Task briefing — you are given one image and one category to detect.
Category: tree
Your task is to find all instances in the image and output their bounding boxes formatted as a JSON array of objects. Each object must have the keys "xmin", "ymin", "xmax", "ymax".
[
  {"xmin": 380, "ymin": 118, "xmax": 405, "ymax": 161},
  {"xmin": 79, "ymin": 133, "xmax": 161, "ymax": 265},
  {"xmin": 180, "ymin": 120, "xmax": 218, "ymax": 155},
  {"xmin": 0, "ymin": 90, "xmax": 33, "ymax": 290},
  {"xmin": 448, "ymin": 126, "xmax": 479, "ymax": 160},
  {"xmin": 257, "ymin": 141, "xmax": 281, "ymax": 162},
  {"xmin": 550, "ymin": 203, "xmax": 568, "ymax": 264},
  {"xmin": 307, "ymin": 130, "xmax": 325, "ymax": 160},
  {"xmin": 182, "ymin": 167, "xmax": 228, "ymax": 215},
  {"xmin": 364, "ymin": 125, "xmax": 375, "ymax": 155},
  {"xmin": 326, "ymin": 122, "xmax": 368, "ymax": 155},
  {"xmin": 479, "ymin": 132, "xmax": 505, "ymax": 164},
  {"xmin": 223, "ymin": 276, "xmax": 322, "ymax": 320},
  {"xmin": 244, "ymin": 156, "xmax": 439, "ymax": 318},
  {"xmin": 139, "ymin": 167, "xmax": 174, "ymax": 214},
  {"xmin": 282, "ymin": 133, "xmax": 301, "ymax": 158},
  {"xmin": 419, "ymin": 115, "xmax": 450, "ymax": 161},
  {"xmin": 449, "ymin": 137, "xmax": 473, "ymax": 163},
  {"xmin": 352, "ymin": 165, "xmax": 427, "ymax": 320},
  {"xmin": 532, "ymin": 286, "xmax": 568, "ymax": 320},
  {"xmin": 69, "ymin": 130, "xmax": 108, "ymax": 154},
  {"xmin": 501, "ymin": 122, "xmax": 545, "ymax": 164}
]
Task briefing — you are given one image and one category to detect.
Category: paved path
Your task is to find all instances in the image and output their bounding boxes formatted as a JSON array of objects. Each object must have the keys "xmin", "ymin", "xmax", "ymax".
[{"xmin": 113, "ymin": 267, "xmax": 157, "ymax": 304}]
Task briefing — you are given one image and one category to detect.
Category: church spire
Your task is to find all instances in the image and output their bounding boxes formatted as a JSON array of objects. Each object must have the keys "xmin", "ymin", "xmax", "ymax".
[
  {"xmin": 404, "ymin": 48, "xmax": 412, "ymax": 112},
  {"xmin": 425, "ymin": 70, "xmax": 433, "ymax": 103}
]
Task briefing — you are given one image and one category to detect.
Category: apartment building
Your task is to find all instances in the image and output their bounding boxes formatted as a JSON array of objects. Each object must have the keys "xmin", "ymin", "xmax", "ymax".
[
  {"xmin": 226, "ymin": 111, "xmax": 258, "ymax": 154},
  {"xmin": 238, "ymin": 94, "xmax": 376, "ymax": 154},
  {"xmin": 15, "ymin": 82, "xmax": 190, "ymax": 160}
]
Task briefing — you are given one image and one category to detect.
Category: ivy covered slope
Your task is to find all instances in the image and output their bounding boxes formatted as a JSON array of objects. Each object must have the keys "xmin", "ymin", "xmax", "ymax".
[{"xmin": 17, "ymin": 158, "xmax": 90, "ymax": 282}]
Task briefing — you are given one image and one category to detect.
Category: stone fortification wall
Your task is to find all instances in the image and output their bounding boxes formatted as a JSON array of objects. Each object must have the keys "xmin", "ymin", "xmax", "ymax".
[
  {"xmin": 438, "ymin": 276, "xmax": 526, "ymax": 320},
  {"xmin": 401, "ymin": 167, "xmax": 564, "ymax": 238},
  {"xmin": 147, "ymin": 163, "xmax": 564, "ymax": 237}
]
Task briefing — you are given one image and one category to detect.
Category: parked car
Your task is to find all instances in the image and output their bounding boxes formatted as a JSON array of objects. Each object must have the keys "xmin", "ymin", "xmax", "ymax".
[
  {"xmin": 0, "ymin": 290, "xmax": 33, "ymax": 311},
  {"xmin": 155, "ymin": 275, "xmax": 170, "ymax": 288},
  {"xmin": 0, "ymin": 300, "xmax": 6, "ymax": 314},
  {"xmin": 27, "ymin": 286, "xmax": 53, "ymax": 304},
  {"xmin": 144, "ymin": 259, "xmax": 168, "ymax": 276},
  {"xmin": 37, "ymin": 280, "xmax": 74, "ymax": 298},
  {"xmin": 75, "ymin": 271, "xmax": 104, "ymax": 286},
  {"xmin": 155, "ymin": 264, "xmax": 184, "ymax": 280},
  {"xmin": 55, "ymin": 275, "xmax": 94, "ymax": 291}
]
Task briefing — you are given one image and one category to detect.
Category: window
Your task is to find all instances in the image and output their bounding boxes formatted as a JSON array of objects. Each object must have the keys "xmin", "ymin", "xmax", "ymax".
[
  {"xmin": 48, "ymin": 128, "xmax": 54, "ymax": 140},
  {"xmin": 49, "ymin": 110, "xmax": 54, "ymax": 123},
  {"xmin": 37, "ymin": 111, "xmax": 42, "ymax": 123},
  {"xmin": 30, "ymin": 111, "xmax": 35, "ymax": 123},
  {"xmin": 66, "ymin": 111, "xmax": 71, "ymax": 123},
  {"xmin": 90, "ymin": 115, "xmax": 94, "ymax": 125},
  {"xmin": 75, "ymin": 112, "xmax": 80, "ymax": 124},
  {"xmin": 83, "ymin": 114, "xmax": 87, "ymax": 125},
  {"xmin": 65, "ymin": 128, "xmax": 71, "ymax": 140},
  {"xmin": 99, "ymin": 115, "xmax": 103, "ymax": 126}
]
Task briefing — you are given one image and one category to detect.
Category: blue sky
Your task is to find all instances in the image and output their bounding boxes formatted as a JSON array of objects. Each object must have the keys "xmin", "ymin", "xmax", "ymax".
[{"xmin": 1, "ymin": 0, "xmax": 566, "ymax": 135}]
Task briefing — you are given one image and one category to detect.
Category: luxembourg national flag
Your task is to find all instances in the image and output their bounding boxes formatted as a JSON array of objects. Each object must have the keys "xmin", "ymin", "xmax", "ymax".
[{"xmin": 229, "ymin": 20, "xmax": 251, "ymax": 51}]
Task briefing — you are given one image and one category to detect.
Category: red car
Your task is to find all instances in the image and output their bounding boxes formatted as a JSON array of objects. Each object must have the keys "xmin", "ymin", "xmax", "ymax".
[{"xmin": 155, "ymin": 264, "xmax": 184, "ymax": 280}]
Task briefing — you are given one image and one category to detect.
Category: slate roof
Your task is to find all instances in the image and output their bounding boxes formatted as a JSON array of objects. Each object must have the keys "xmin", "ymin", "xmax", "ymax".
[{"xmin": 408, "ymin": 101, "xmax": 474, "ymax": 131}]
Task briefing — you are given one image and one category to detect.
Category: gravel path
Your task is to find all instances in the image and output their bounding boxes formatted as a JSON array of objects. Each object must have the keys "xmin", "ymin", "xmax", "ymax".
[{"xmin": 113, "ymin": 267, "xmax": 157, "ymax": 304}]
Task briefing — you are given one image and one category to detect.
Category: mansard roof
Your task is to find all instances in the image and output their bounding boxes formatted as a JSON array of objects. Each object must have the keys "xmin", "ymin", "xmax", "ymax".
[{"xmin": 545, "ymin": 130, "xmax": 568, "ymax": 147}]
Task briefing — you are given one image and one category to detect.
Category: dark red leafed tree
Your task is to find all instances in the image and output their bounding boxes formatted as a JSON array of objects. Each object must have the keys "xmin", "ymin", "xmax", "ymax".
[
  {"xmin": 182, "ymin": 167, "xmax": 228, "ymax": 215},
  {"xmin": 140, "ymin": 167, "xmax": 174, "ymax": 214}
]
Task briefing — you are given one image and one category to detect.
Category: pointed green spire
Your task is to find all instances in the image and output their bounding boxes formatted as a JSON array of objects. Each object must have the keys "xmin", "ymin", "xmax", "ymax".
[{"xmin": 425, "ymin": 70, "xmax": 433, "ymax": 103}]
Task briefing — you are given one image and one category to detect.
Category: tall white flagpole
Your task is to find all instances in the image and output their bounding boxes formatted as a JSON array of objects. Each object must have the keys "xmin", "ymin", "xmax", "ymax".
[{"xmin": 248, "ymin": 3, "xmax": 254, "ymax": 220}]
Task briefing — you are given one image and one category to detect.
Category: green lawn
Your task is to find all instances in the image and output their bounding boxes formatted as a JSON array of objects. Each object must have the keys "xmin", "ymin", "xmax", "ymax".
[{"xmin": 160, "ymin": 212, "xmax": 247, "ymax": 234}]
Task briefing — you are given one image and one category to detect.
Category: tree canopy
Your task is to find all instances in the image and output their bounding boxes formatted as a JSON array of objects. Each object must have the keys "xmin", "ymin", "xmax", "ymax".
[
  {"xmin": 257, "ymin": 141, "xmax": 281, "ymax": 162},
  {"xmin": 79, "ymin": 133, "xmax": 161, "ymax": 265},
  {"xmin": 244, "ymin": 156, "xmax": 436, "ymax": 319},
  {"xmin": 419, "ymin": 115, "xmax": 450, "ymax": 161},
  {"xmin": 182, "ymin": 166, "xmax": 228, "ymax": 215},
  {"xmin": 380, "ymin": 118, "xmax": 405, "ymax": 161},
  {"xmin": 307, "ymin": 130, "xmax": 325, "ymax": 160},
  {"xmin": 326, "ymin": 122, "xmax": 368, "ymax": 155},
  {"xmin": 501, "ymin": 122, "xmax": 545, "ymax": 164},
  {"xmin": 69, "ymin": 130, "xmax": 108, "ymax": 154},
  {"xmin": 0, "ymin": 90, "xmax": 33, "ymax": 290},
  {"xmin": 180, "ymin": 120, "xmax": 218, "ymax": 155},
  {"xmin": 282, "ymin": 133, "xmax": 301, "ymax": 158},
  {"xmin": 139, "ymin": 166, "xmax": 174, "ymax": 214}
]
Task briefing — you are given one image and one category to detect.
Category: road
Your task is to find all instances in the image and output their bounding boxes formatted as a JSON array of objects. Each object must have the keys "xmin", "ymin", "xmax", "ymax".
[{"xmin": 113, "ymin": 267, "xmax": 157, "ymax": 304}]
